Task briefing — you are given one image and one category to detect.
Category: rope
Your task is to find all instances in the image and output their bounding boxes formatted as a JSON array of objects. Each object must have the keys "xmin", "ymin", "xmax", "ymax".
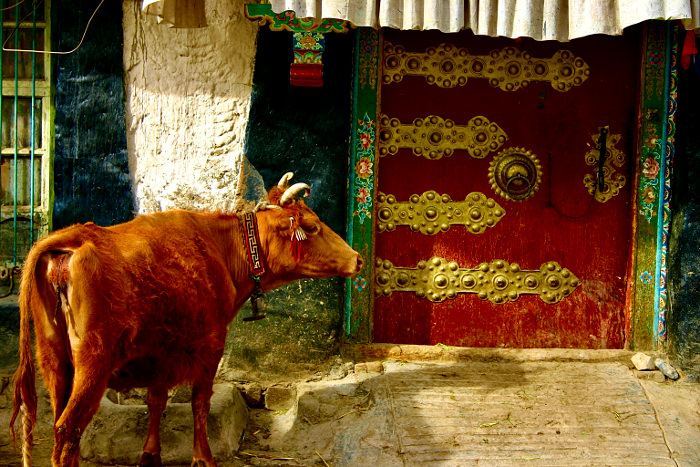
[{"xmin": 0, "ymin": 265, "xmax": 20, "ymax": 298}]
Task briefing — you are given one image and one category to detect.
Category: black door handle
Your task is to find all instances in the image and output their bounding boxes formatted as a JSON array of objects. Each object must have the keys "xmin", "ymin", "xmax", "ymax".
[{"xmin": 597, "ymin": 127, "xmax": 608, "ymax": 191}]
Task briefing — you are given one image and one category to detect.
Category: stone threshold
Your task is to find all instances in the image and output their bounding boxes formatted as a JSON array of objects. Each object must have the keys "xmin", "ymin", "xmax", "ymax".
[{"xmin": 341, "ymin": 343, "xmax": 661, "ymax": 365}]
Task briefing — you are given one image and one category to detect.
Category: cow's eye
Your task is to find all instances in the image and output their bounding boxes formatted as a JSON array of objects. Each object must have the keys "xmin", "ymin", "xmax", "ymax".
[{"xmin": 302, "ymin": 223, "xmax": 320, "ymax": 235}]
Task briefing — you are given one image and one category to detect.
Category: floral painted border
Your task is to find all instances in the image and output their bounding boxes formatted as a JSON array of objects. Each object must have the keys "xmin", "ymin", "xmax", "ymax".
[
  {"xmin": 345, "ymin": 28, "xmax": 380, "ymax": 342},
  {"xmin": 245, "ymin": 3, "xmax": 351, "ymax": 33},
  {"xmin": 353, "ymin": 114, "xmax": 375, "ymax": 224},
  {"xmin": 656, "ymin": 33, "xmax": 678, "ymax": 343},
  {"xmin": 357, "ymin": 32, "xmax": 378, "ymax": 90},
  {"xmin": 631, "ymin": 21, "xmax": 677, "ymax": 349},
  {"xmin": 639, "ymin": 143, "xmax": 662, "ymax": 222}
]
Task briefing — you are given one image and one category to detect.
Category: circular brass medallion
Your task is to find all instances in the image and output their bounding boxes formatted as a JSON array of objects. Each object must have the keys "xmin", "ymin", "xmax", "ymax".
[{"xmin": 489, "ymin": 147, "xmax": 542, "ymax": 201}]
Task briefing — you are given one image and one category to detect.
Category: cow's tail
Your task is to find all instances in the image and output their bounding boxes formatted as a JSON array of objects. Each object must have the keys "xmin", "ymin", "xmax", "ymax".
[{"xmin": 10, "ymin": 254, "xmax": 39, "ymax": 467}]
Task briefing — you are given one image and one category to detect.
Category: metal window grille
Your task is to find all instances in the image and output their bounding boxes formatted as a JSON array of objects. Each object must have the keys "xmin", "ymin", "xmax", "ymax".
[{"xmin": 0, "ymin": 0, "xmax": 51, "ymax": 267}]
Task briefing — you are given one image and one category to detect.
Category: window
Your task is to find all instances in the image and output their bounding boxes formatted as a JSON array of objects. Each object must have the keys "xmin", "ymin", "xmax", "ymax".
[{"xmin": 1, "ymin": 0, "xmax": 51, "ymax": 265}]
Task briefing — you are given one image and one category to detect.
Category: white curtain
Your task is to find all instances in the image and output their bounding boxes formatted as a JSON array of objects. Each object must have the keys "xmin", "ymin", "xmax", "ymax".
[
  {"xmin": 142, "ymin": 0, "xmax": 207, "ymax": 28},
  {"xmin": 269, "ymin": 0, "xmax": 700, "ymax": 40}
]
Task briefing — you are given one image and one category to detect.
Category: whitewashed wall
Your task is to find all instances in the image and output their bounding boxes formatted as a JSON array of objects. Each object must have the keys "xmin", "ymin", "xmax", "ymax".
[{"xmin": 122, "ymin": 0, "xmax": 259, "ymax": 214}]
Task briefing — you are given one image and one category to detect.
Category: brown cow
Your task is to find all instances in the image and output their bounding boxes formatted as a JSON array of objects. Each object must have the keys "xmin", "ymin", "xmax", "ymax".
[{"xmin": 10, "ymin": 173, "xmax": 362, "ymax": 467}]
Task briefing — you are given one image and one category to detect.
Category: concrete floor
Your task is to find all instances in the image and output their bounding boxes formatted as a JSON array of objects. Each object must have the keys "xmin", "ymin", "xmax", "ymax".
[
  {"xmin": 1, "ymin": 348, "xmax": 699, "ymax": 466},
  {"xmin": 234, "ymin": 347, "xmax": 700, "ymax": 467}
]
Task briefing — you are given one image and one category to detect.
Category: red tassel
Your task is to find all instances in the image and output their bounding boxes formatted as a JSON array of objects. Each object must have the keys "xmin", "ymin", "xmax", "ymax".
[
  {"xmin": 289, "ymin": 217, "xmax": 307, "ymax": 262},
  {"xmin": 682, "ymin": 29, "xmax": 698, "ymax": 70},
  {"xmin": 291, "ymin": 234, "xmax": 305, "ymax": 262}
]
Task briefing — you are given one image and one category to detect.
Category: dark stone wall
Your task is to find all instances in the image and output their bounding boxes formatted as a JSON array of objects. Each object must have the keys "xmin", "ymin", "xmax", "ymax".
[
  {"xmin": 668, "ymin": 50, "xmax": 700, "ymax": 378},
  {"xmin": 244, "ymin": 28, "xmax": 354, "ymax": 234},
  {"xmin": 224, "ymin": 28, "xmax": 355, "ymax": 377},
  {"xmin": 52, "ymin": 0, "xmax": 133, "ymax": 229}
]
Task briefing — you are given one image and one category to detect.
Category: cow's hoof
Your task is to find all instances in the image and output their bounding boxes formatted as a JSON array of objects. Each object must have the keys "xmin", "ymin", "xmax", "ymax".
[
  {"xmin": 191, "ymin": 459, "xmax": 216, "ymax": 467},
  {"xmin": 139, "ymin": 452, "xmax": 162, "ymax": 467}
]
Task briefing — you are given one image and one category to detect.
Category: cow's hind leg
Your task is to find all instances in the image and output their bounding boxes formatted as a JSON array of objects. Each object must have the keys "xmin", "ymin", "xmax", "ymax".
[
  {"xmin": 139, "ymin": 386, "xmax": 168, "ymax": 467},
  {"xmin": 191, "ymin": 380, "xmax": 216, "ymax": 467},
  {"xmin": 52, "ymin": 362, "xmax": 111, "ymax": 466},
  {"xmin": 190, "ymin": 356, "xmax": 222, "ymax": 467},
  {"xmin": 38, "ymin": 343, "xmax": 75, "ymax": 466},
  {"xmin": 34, "ymin": 331, "xmax": 74, "ymax": 425}
]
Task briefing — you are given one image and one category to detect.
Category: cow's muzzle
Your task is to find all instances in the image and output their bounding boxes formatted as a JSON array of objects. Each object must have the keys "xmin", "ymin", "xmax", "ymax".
[{"xmin": 343, "ymin": 252, "xmax": 363, "ymax": 277}]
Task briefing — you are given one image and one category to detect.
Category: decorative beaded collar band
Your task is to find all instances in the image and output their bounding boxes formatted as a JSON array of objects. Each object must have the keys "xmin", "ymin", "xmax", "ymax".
[{"xmin": 240, "ymin": 211, "xmax": 267, "ymax": 321}]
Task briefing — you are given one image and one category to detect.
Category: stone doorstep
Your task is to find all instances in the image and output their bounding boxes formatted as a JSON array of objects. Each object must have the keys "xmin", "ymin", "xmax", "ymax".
[
  {"xmin": 342, "ymin": 343, "xmax": 653, "ymax": 365},
  {"xmin": 80, "ymin": 383, "xmax": 248, "ymax": 465}
]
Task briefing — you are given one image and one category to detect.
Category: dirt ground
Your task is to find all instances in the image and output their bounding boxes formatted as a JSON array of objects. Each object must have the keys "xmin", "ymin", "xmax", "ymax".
[{"xmin": 1, "ymin": 349, "xmax": 699, "ymax": 467}]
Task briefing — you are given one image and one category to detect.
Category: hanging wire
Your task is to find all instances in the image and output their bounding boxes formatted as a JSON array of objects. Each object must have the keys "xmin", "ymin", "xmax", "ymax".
[
  {"xmin": 3, "ymin": 0, "xmax": 105, "ymax": 55},
  {"xmin": 0, "ymin": 1, "xmax": 25, "ymax": 12}
]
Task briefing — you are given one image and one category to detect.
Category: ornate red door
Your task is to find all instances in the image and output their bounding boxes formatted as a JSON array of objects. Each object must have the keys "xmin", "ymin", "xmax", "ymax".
[{"xmin": 373, "ymin": 29, "xmax": 639, "ymax": 348}]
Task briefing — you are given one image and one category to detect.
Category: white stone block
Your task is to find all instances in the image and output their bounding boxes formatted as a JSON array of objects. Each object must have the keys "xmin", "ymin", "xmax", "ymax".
[{"xmin": 631, "ymin": 352, "xmax": 657, "ymax": 370}]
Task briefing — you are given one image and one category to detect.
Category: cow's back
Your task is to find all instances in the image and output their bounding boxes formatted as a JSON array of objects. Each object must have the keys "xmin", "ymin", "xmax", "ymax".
[{"xmin": 37, "ymin": 211, "xmax": 238, "ymax": 390}]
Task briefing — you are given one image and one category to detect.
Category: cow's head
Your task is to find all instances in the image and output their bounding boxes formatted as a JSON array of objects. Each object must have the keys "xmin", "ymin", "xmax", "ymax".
[{"xmin": 257, "ymin": 173, "xmax": 362, "ymax": 287}]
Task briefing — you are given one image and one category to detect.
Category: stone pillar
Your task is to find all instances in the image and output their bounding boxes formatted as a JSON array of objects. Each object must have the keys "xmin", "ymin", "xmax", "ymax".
[{"xmin": 122, "ymin": 0, "xmax": 259, "ymax": 213}]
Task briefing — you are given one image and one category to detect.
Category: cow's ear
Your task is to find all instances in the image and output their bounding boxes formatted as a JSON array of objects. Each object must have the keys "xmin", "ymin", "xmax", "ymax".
[
  {"xmin": 271, "ymin": 213, "xmax": 293, "ymax": 233},
  {"xmin": 267, "ymin": 186, "xmax": 284, "ymax": 206},
  {"xmin": 269, "ymin": 208, "xmax": 302, "ymax": 234}
]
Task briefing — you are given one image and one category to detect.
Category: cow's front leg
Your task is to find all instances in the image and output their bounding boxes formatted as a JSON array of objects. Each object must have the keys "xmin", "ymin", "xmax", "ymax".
[
  {"xmin": 190, "ymin": 379, "xmax": 216, "ymax": 467},
  {"xmin": 139, "ymin": 386, "xmax": 168, "ymax": 467}
]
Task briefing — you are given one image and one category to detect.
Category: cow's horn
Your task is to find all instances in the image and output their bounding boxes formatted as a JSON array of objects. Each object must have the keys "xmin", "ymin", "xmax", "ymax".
[
  {"xmin": 278, "ymin": 172, "xmax": 294, "ymax": 189},
  {"xmin": 280, "ymin": 183, "xmax": 311, "ymax": 205}
]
